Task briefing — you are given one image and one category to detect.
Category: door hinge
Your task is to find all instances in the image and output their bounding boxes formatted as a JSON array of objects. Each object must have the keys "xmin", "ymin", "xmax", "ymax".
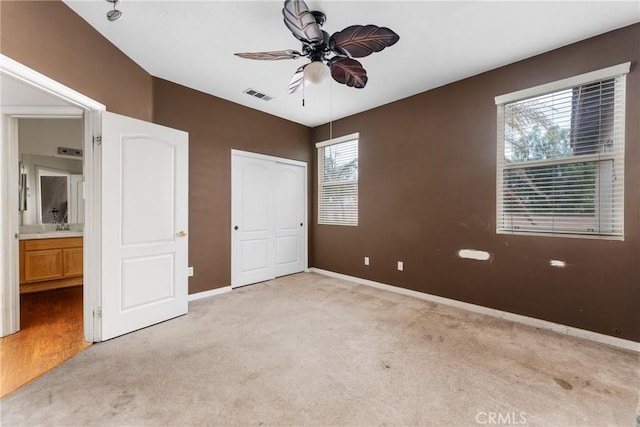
[
  {"xmin": 93, "ymin": 136, "xmax": 102, "ymax": 145},
  {"xmin": 94, "ymin": 306, "xmax": 102, "ymax": 318}
]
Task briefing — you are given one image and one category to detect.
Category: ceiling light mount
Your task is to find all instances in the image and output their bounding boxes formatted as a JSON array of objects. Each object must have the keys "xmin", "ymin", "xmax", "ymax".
[{"xmin": 106, "ymin": 0, "xmax": 122, "ymax": 22}]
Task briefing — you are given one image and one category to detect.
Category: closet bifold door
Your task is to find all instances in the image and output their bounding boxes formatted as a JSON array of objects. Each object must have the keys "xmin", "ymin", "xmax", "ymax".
[
  {"xmin": 231, "ymin": 152, "xmax": 306, "ymax": 288},
  {"xmin": 231, "ymin": 154, "xmax": 276, "ymax": 288},
  {"xmin": 274, "ymin": 162, "xmax": 305, "ymax": 278}
]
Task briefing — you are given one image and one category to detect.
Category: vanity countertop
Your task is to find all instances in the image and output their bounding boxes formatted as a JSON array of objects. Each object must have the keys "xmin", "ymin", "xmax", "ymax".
[{"xmin": 19, "ymin": 231, "xmax": 83, "ymax": 240}]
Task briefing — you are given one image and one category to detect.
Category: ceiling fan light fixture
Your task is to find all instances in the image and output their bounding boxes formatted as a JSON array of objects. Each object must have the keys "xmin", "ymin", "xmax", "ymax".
[
  {"xmin": 303, "ymin": 61, "xmax": 329, "ymax": 84},
  {"xmin": 106, "ymin": 0, "xmax": 122, "ymax": 21},
  {"xmin": 234, "ymin": 0, "xmax": 399, "ymax": 93},
  {"xmin": 107, "ymin": 9, "xmax": 122, "ymax": 21}
]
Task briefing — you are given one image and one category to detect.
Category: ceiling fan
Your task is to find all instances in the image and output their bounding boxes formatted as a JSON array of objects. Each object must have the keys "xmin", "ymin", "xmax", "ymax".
[{"xmin": 235, "ymin": 0, "xmax": 400, "ymax": 93}]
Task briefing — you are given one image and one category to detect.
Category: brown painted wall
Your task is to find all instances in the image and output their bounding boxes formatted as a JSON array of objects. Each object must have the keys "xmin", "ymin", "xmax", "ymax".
[
  {"xmin": 152, "ymin": 78, "xmax": 312, "ymax": 294},
  {"xmin": 0, "ymin": 0, "xmax": 153, "ymax": 121},
  {"xmin": 311, "ymin": 24, "xmax": 640, "ymax": 342}
]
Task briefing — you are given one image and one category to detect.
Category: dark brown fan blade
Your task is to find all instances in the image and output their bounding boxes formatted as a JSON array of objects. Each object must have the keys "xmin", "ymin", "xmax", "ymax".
[
  {"xmin": 282, "ymin": 0, "xmax": 323, "ymax": 44},
  {"xmin": 288, "ymin": 65, "xmax": 307, "ymax": 94},
  {"xmin": 330, "ymin": 25, "xmax": 399, "ymax": 58},
  {"xmin": 234, "ymin": 50, "xmax": 301, "ymax": 60},
  {"xmin": 329, "ymin": 57, "xmax": 368, "ymax": 88}
]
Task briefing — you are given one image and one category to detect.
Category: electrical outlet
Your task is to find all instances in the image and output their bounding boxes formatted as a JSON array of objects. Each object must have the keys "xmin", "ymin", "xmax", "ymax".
[
  {"xmin": 187, "ymin": 266, "xmax": 194, "ymax": 277},
  {"xmin": 397, "ymin": 261, "xmax": 403, "ymax": 271},
  {"xmin": 364, "ymin": 257, "xmax": 370, "ymax": 266}
]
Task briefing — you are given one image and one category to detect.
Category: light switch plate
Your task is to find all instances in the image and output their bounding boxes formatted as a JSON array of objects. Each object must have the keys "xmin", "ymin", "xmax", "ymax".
[
  {"xmin": 187, "ymin": 266, "xmax": 194, "ymax": 277},
  {"xmin": 397, "ymin": 261, "xmax": 403, "ymax": 271},
  {"xmin": 364, "ymin": 257, "xmax": 370, "ymax": 266}
]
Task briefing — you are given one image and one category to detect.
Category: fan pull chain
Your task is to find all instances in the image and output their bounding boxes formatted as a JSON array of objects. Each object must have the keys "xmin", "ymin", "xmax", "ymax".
[
  {"xmin": 329, "ymin": 78, "xmax": 333, "ymax": 140},
  {"xmin": 302, "ymin": 80, "xmax": 305, "ymax": 107}
]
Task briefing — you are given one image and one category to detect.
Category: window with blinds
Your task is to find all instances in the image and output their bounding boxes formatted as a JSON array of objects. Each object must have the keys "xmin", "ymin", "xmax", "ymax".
[
  {"xmin": 317, "ymin": 133, "xmax": 359, "ymax": 226},
  {"xmin": 495, "ymin": 63, "xmax": 628, "ymax": 238}
]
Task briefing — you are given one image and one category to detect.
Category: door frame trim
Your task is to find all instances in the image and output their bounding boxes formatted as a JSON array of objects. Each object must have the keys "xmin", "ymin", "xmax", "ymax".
[
  {"xmin": 230, "ymin": 149, "xmax": 308, "ymax": 288},
  {"xmin": 231, "ymin": 149, "xmax": 308, "ymax": 168},
  {"xmin": 0, "ymin": 54, "xmax": 105, "ymax": 341}
]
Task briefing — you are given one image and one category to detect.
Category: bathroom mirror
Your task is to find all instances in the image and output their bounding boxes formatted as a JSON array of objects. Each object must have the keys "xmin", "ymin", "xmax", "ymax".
[
  {"xmin": 18, "ymin": 118, "xmax": 84, "ymax": 226},
  {"xmin": 36, "ymin": 167, "xmax": 70, "ymax": 224}
]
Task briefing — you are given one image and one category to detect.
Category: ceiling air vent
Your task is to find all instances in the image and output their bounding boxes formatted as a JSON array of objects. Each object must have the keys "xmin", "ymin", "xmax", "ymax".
[{"xmin": 243, "ymin": 88, "xmax": 272, "ymax": 101}]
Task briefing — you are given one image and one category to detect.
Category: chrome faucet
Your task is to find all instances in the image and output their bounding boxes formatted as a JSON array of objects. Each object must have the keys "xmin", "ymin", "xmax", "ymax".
[
  {"xmin": 56, "ymin": 215, "xmax": 70, "ymax": 231},
  {"xmin": 56, "ymin": 222, "xmax": 70, "ymax": 231}
]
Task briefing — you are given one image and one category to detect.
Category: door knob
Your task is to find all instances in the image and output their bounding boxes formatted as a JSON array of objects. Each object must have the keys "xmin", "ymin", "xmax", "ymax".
[
  {"xmin": 176, "ymin": 230, "xmax": 187, "ymax": 237},
  {"xmin": 300, "ymin": 223, "xmax": 303, "ymax": 227},
  {"xmin": 234, "ymin": 226, "xmax": 239, "ymax": 231}
]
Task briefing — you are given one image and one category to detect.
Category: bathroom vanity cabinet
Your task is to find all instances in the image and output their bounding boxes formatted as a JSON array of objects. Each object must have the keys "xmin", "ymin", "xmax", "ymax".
[{"xmin": 19, "ymin": 237, "xmax": 83, "ymax": 293}]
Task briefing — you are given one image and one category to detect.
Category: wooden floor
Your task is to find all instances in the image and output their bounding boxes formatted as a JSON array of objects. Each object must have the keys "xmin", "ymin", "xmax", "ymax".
[{"xmin": 0, "ymin": 286, "xmax": 91, "ymax": 398}]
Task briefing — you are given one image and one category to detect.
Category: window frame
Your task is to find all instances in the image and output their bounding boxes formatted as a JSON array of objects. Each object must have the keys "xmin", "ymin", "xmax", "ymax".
[
  {"xmin": 316, "ymin": 132, "xmax": 359, "ymax": 226},
  {"xmin": 495, "ymin": 62, "xmax": 629, "ymax": 240}
]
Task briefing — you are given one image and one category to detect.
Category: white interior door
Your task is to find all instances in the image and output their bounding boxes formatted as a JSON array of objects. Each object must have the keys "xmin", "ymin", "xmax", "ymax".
[
  {"xmin": 101, "ymin": 111, "xmax": 188, "ymax": 341},
  {"xmin": 275, "ymin": 163, "xmax": 305, "ymax": 277},
  {"xmin": 231, "ymin": 154, "xmax": 275, "ymax": 287}
]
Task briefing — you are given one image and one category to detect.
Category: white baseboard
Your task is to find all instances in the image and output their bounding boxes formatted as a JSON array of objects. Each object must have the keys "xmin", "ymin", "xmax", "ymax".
[
  {"xmin": 309, "ymin": 268, "xmax": 640, "ymax": 353},
  {"xmin": 188, "ymin": 286, "xmax": 232, "ymax": 302}
]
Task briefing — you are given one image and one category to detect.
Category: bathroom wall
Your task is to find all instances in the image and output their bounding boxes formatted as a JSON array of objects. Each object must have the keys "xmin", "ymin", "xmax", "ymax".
[{"xmin": 18, "ymin": 118, "xmax": 83, "ymax": 157}]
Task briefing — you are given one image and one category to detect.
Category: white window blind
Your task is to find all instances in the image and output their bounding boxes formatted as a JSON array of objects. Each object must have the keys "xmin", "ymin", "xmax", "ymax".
[
  {"xmin": 496, "ymin": 65, "xmax": 628, "ymax": 238},
  {"xmin": 317, "ymin": 133, "xmax": 358, "ymax": 226}
]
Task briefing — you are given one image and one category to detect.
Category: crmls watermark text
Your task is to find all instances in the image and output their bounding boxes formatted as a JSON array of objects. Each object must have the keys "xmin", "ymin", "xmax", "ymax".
[{"xmin": 476, "ymin": 411, "xmax": 527, "ymax": 425}]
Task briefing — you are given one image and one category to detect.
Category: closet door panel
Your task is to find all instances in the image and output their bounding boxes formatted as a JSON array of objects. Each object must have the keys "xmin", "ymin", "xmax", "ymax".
[
  {"xmin": 231, "ymin": 156, "xmax": 275, "ymax": 287},
  {"xmin": 275, "ymin": 163, "xmax": 305, "ymax": 277}
]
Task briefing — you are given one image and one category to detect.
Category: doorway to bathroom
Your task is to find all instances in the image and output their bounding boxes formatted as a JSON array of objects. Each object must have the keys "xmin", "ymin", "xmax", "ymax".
[
  {"xmin": 0, "ymin": 106, "xmax": 91, "ymax": 397},
  {"xmin": 0, "ymin": 117, "xmax": 89, "ymax": 397}
]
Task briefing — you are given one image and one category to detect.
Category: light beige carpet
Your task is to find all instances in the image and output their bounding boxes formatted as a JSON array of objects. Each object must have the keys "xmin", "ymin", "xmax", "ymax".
[{"xmin": 1, "ymin": 272, "xmax": 639, "ymax": 426}]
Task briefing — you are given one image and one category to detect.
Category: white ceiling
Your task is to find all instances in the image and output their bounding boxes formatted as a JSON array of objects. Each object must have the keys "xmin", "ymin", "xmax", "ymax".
[{"xmin": 63, "ymin": 1, "xmax": 639, "ymax": 127}]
